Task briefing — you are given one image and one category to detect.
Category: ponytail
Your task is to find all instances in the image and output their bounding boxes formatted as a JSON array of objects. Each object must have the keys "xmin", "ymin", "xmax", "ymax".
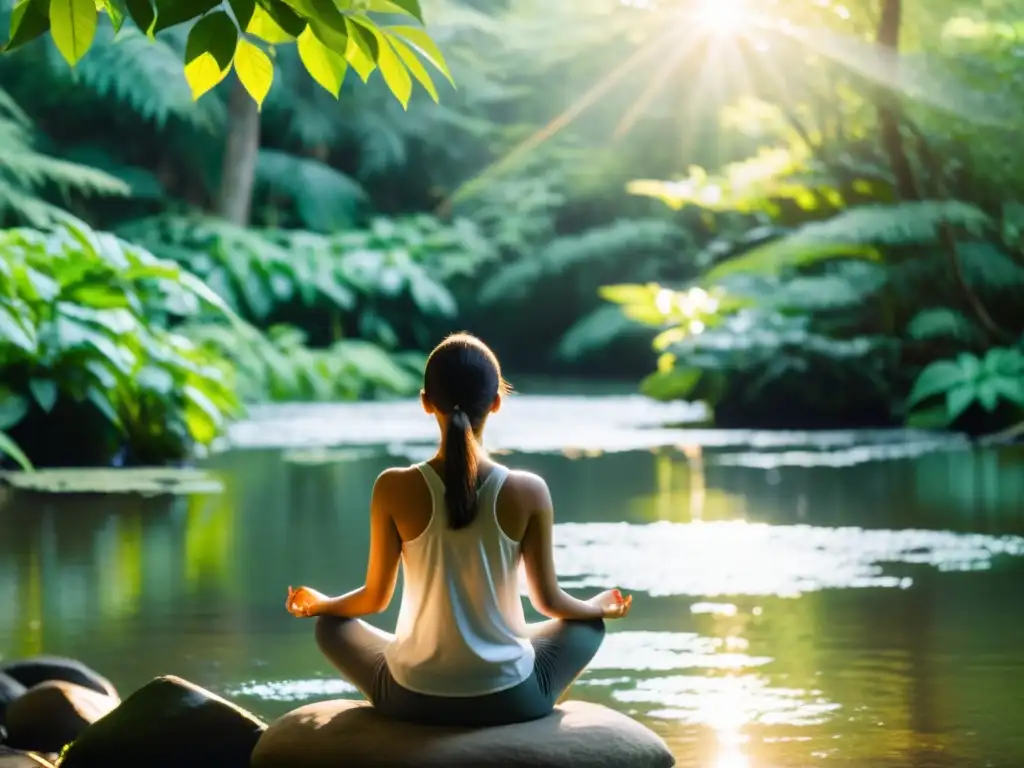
[{"xmin": 444, "ymin": 407, "xmax": 479, "ymax": 529}]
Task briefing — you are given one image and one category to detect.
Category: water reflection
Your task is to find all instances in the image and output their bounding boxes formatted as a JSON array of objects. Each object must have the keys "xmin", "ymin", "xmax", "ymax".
[{"xmin": 1, "ymin": 415, "xmax": 1023, "ymax": 767}]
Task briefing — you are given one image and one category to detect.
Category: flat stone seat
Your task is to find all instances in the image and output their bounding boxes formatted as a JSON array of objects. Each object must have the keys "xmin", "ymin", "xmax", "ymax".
[{"xmin": 251, "ymin": 699, "xmax": 675, "ymax": 768}]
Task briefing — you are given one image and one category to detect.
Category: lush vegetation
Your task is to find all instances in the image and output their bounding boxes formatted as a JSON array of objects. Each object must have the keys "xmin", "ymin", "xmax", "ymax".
[{"xmin": 1, "ymin": 0, "xmax": 1023, "ymax": 467}]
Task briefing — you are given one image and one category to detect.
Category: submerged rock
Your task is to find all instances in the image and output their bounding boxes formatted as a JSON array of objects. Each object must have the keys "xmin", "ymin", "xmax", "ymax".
[
  {"xmin": 58, "ymin": 676, "xmax": 266, "ymax": 768},
  {"xmin": 0, "ymin": 658, "xmax": 118, "ymax": 700},
  {"xmin": 4, "ymin": 682, "xmax": 117, "ymax": 754},
  {"xmin": 251, "ymin": 699, "xmax": 675, "ymax": 768},
  {"xmin": 0, "ymin": 673, "xmax": 27, "ymax": 726},
  {"xmin": 0, "ymin": 746, "xmax": 56, "ymax": 767}
]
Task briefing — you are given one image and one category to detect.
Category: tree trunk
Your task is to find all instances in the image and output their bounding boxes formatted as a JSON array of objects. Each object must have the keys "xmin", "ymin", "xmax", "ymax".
[
  {"xmin": 875, "ymin": 0, "xmax": 918, "ymax": 201},
  {"xmin": 216, "ymin": 77, "xmax": 261, "ymax": 225}
]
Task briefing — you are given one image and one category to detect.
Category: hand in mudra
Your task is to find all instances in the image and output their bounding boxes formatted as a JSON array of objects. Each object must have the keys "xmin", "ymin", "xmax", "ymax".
[
  {"xmin": 590, "ymin": 588, "xmax": 632, "ymax": 619},
  {"xmin": 286, "ymin": 586, "xmax": 329, "ymax": 618}
]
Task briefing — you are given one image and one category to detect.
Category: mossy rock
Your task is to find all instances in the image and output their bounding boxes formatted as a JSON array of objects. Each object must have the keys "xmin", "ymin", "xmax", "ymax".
[
  {"xmin": 0, "ymin": 469, "xmax": 223, "ymax": 496},
  {"xmin": 58, "ymin": 676, "xmax": 266, "ymax": 768}
]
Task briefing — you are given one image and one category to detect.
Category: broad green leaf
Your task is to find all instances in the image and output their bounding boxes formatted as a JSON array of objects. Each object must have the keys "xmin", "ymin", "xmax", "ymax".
[
  {"xmin": 945, "ymin": 382, "xmax": 976, "ymax": 423},
  {"xmin": 234, "ymin": 38, "xmax": 273, "ymax": 109},
  {"xmin": 124, "ymin": 0, "xmax": 155, "ymax": 35},
  {"xmin": 152, "ymin": 0, "xmax": 219, "ymax": 33},
  {"xmin": 246, "ymin": 3, "xmax": 292, "ymax": 42},
  {"xmin": 640, "ymin": 367, "xmax": 702, "ymax": 401},
  {"xmin": 87, "ymin": 385, "xmax": 122, "ymax": 428},
  {"xmin": 991, "ymin": 377, "xmax": 1024, "ymax": 407},
  {"xmin": 6, "ymin": 0, "xmax": 50, "ymax": 51},
  {"xmin": 28, "ymin": 379, "xmax": 58, "ymax": 412},
  {"xmin": 184, "ymin": 11, "xmax": 237, "ymax": 100},
  {"xmin": 0, "ymin": 392, "xmax": 29, "ymax": 430},
  {"xmin": 956, "ymin": 352, "xmax": 982, "ymax": 380},
  {"xmin": 0, "ymin": 304, "xmax": 37, "ymax": 352},
  {"xmin": 344, "ymin": 17, "xmax": 377, "ymax": 81},
  {"xmin": 388, "ymin": 25, "xmax": 452, "ymax": 85},
  {"xmin": 297, "ymin": 25, "xmax": 347, "ymax": 97},
  {"xmin": 228, "ymin": 0, "xmax": 255, "ymax": 30},
  {"xmin": 50, "ymin": 0, "xmax": 98, "ymax": 66},
  {"xmin": 976, "ymin": 379, "xmax": 1000, "ymax": 412},
  {"xmin": 386, "ymin": 32, "xmax": 436, "ymax": 102},
  {"xmin": 367, "ymin": 0, "xmax": 422, "ymax": 21},
  {"xmin": 906, "ymin": 360, "xmax": 965, "ymax": 408},
  {"xmin": 0, "ymin": 429, "xmax": 34, "ymax": 471}
]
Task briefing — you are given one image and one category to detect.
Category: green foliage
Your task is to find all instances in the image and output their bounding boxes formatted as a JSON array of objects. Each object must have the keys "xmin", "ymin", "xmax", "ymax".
[
  {"xmin": 4, "ymin": 0, "xmax": 452, "ymax": 107},
  {"xmin": 0, "ymin": 218, "xmax": 240, "ymax": 466},
  {"xmin": 906, "ymin": 347, "xmax": 1024, "ymax": 429},
  {"xmin": 0, "ymin": 426, "xmax": 32, "ymax": 468},
  {"xmin": 181, "ymin": 321, "xmax": 423, "ymax": 402},
  {"xmin": 0, "ymin": 86, "xmax": 129, "ymax": 225}
]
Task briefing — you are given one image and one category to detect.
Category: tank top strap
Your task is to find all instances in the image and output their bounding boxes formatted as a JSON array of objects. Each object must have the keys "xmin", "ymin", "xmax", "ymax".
[{"xmin": 477, "ymin": 464, "xmax": 510, "ymax": 530}]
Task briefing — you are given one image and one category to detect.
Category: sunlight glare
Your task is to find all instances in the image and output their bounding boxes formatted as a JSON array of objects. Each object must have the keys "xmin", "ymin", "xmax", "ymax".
[{"xmin": 696, "ymin": 0, "xmax": 747, "ymax": 34}]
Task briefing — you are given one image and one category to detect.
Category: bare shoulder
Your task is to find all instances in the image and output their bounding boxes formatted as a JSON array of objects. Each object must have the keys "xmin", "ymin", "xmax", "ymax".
[
  {"xmin": 372, "ymin": 466, "xmax": 428, "ymax": 504},
  {"xmin": 502, "ymin": 469, "xmax": 553, "ymax": 510}
]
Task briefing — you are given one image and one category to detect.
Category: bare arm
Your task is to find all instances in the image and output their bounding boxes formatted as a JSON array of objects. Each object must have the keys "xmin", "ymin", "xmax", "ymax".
[
  {"xmin": 520, "ymin": 474, "xmax": 620, "ymax": 621},
  {"xmin": 319, "ymin": 470, "xmax": 403, "ymax": 618}
]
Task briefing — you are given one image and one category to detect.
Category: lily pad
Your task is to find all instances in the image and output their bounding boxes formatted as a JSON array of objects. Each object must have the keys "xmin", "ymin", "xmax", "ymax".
[{"xmin": 0, "ymin": 468, "xmax": 223, "ymax": 496}]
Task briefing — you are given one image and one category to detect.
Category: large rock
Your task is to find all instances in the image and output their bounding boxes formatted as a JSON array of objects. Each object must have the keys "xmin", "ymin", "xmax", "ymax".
[
  {"xmin": 0, "ymin": 746, "xmax": 55, "ymax": 767},
  {"xmin": 4, "ymin": 681, "xmax": 118, "ymax": 754},
  {"xmin": 58, "ymin": 675, "xmax": 266, "ymax": 768},
  {"xmin": 0, "ymin": 673, "xmax": 27, "ymax": 726},
  {"xmin": 0, "ymin": 658, "xmax": 118, "ymax": 700},
  {"xmin": 251, "ymin": 699, "xmax": 675, "ymax": 768}
]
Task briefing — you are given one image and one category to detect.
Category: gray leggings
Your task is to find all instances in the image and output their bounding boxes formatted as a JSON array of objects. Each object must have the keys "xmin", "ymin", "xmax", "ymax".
[{"xmin": 314, "ymin": 616, "xmax": 605, "ymax": 727}]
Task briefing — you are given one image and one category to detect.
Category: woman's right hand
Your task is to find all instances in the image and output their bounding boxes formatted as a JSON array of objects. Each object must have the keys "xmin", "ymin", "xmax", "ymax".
[{"xmin": 589, "ymin": 588, "xmax": 632, "ymax": 619}]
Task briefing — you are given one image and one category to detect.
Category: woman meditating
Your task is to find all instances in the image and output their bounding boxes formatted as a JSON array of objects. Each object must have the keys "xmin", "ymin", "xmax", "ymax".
[{"xmin": 285, "ymin": 333, "xmax": 631, "ymax": 727}]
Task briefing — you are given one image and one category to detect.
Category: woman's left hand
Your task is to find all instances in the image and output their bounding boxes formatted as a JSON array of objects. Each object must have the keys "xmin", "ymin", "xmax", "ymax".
[{"xmin": 286, "ymin": 586, "xmax": 329, "ymax": 617}]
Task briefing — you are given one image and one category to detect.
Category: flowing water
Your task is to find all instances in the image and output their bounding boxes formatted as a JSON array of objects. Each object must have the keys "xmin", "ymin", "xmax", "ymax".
[{"xmin": 2, "ymin": 395, "xmax": 1023, "ymax": 767}]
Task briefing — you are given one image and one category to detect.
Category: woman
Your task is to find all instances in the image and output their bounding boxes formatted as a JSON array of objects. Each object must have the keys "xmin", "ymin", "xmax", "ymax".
[{"xmin": 285, "ymin": 333, "xmax": 631, "ymax": 727}]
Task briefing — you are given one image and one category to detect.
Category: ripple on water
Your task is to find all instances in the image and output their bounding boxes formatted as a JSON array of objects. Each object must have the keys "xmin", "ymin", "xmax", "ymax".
[
  {"xmin": 227, "ymin": 677, "xmax": 357, "ymax": 702},
  {"xmin": 554, "ymin": 522, "xmax": 1024, "ymax": 597}
]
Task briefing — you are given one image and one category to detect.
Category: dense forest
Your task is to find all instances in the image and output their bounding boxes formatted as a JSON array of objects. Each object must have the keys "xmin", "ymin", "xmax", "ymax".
[{"xmin": 0, "ymin": 0, "xmax": 1022, "ymax": 469}]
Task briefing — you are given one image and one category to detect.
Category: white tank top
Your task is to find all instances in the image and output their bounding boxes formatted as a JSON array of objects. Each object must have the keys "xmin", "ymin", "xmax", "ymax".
[{"xmin": 383, "ymin": 462, "xmax": 535, "ymax": 697}]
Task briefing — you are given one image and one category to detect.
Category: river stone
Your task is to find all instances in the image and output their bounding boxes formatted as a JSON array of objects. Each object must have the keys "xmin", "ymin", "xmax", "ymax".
[
  {"xmin": 58, "ymin": 675, "xmax": 266, "ymax": 768},
  {"xmin": 3, "ymin": 681, "xmax": 117, "ymax": 754},
  {"xmin": 250, "ymin": 699, "xmax": 676, "ymax": 768},
  {"xmin": 0, "ymin": 658, "xmax": 118, "ymax": 700},
  {"xmin": 0, "ymin": 747, "xmax": 55, "ymax": 767},
  {"xmin": 0, "ymin": 673, "xmax": 27, "ymax": 726}
]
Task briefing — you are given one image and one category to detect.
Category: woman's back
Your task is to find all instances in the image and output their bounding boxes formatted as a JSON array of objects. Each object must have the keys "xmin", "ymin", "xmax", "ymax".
[{"xmin": 384, "ymin": 461, "xmax": 535, "ymax": 697}]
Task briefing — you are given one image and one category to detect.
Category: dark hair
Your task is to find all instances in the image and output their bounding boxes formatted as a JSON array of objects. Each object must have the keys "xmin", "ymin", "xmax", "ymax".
[{"xmin": 423, "ymin": 333, "xmax": 508, "ymax": 530}]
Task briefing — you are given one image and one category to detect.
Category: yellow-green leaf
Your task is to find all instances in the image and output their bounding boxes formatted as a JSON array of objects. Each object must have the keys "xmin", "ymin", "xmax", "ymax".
[
  {"xmin": 234, "ymin": 38, "xmax": 274, "ymax": 109},
  {"xmin": 297, "ymin": 25, "xmax": 347, "ymax": 97},
  {"xmin": 373, "ymin": 33, "xmax": 411, "ymax": 108},
  {"xmin": 247, "ymin": 3, "xmax": 293, "ymax": 43},
  {"xmin": 49, "ymin": 0, "xmax": 98, "ymax": 65},
  {"xmin": 387, "ymin": 32, "xmax": 437, "ymax": 101},
  {"xmin": 100, "ymin": 0, "xmax": 125, "ymax": 31},
  {"xmin": 343, "ymin": 17, "xmax": 376, "ymax": 81},
  {"xmin": 184, "ymin": 53, "xmax": 231, "ymax": 100},
  {"xmin": 6, "ymin": 0, "xmax": 51, "ymax": 52},
  {"xmin": 388, "ymin": 24, "xmax": 452, "ymax": 85}
]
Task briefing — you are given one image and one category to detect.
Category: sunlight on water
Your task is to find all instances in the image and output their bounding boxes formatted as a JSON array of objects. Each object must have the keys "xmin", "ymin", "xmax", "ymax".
[
  {"xmin": 590, "ymin": 631, "xmax": 773, "ymax": 672},
  {"xmin": 555, "ymin": 522, "xmax": 1024, "ymax": 597},
  {"xmin": 227, "ymin": 677, "xmax": 357, "ymax": 702}
]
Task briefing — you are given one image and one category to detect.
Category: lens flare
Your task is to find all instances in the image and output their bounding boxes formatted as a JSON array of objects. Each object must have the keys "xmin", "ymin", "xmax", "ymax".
[{"xmin": 696, "ymin": 0, "xmax": 747, "ymax": 34}]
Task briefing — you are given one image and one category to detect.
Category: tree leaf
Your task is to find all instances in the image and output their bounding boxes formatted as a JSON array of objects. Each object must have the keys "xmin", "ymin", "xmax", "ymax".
[
  {"xmin": 906, "ymin": 360, "xmax": 965, "ymax": 408},
  {"xmin": 297, "ymin": 25, "xmax": 347, "ymax": 97},
  {"xmin": 344, "ymin": 17, "xmax": 378, "ymax": 81},
  {"xmin": 366, "ymin": 27, "xmax": 411, "ymax": 108},
  {"xmin": 5, "ymin": 0, "xmax": 51, "ymax": 52},
  {"xmin": 87, "ymin": 385, "xmax": 122, "ymax": 428},
  {"xmin": 0, "ymin": 392, "xmax": 29, "ymax": 430},
  {"xmin": 28, "ymin": 378, "xmax": 58, "ymax": 412},
  {"xmin": 100, "ymin": 0, "xmax": 126, "ymax": 31},
  {"xmin": 228, "ymin": 0, "xmax": 255, "ymax": 30},
  {"xmin": 152, "ymin": 0, "xmax": 219, "ymax": 33},
  {"xmin": 253, "ymin": 0, "xmax": 304, "ymax": 36},
  {"xmin": 976, "ymin": 379, "xmax": 1000, "ymax": 412},
  {"xmin": 386, "ymin": 32, "xmax": 436, "ymax": 102},
  {"xmin": 945, "ymin": 382, "xmax": 976, "ymax": 423},
  {"xmin": 956, "ymin": 352, "xmax": 982, "ymax": 380},
  {"xmin": 246, "ymin": 3, "xmax": 291, "ymax": 42},
  {"xmin": 124, "ymin": 0, "xmax": 155, "ymax": 35},
  {"xmin": 388, "ymin": 24, "xmax": 452, "ymax": 85},
  {"xmin": 367, "ymin": 0, "xmax": 422, "ymax": 22},
  {"xmin": 49, "ymin": 0, "xmax": 98, "ymax": 66},
  {"xmin": 991, "ymin": 376, "xmax": 1024, "ymax": 408},
  {"xmin": 183, "ymin": 10, "xmax": 237, "ymax": 100},
  {"xmin": 234, "ymin": 38, "xmax": 274, "ymax": 109}
]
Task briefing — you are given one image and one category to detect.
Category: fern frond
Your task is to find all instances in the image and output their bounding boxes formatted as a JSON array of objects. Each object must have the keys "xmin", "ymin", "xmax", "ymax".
[
  {"xmin": 478, "ymin": 219, "xmax": 686, "ymax": 304},
  {"xmin": 256, "ymin": 150, "xmax": 367, "ymax": 232},
  {"xmin": 557, "ymin": 303, "xmax": 644, "ymax": 361},
  {"xmin": 906, "ymin": 308, "xmax": 985, "ymax": 344}
]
